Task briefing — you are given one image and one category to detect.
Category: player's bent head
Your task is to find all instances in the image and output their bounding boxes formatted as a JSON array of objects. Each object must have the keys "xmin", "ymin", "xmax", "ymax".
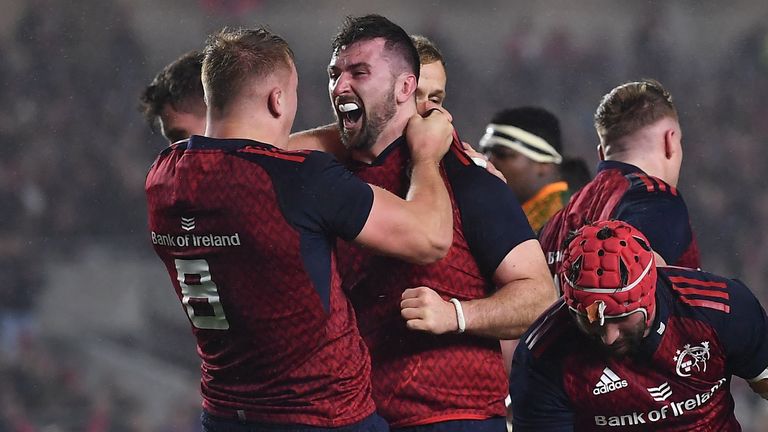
[
  {"xmin": 560, "ymin": 220, "xmax": 657, "ymax": 328},
  {"xmin": 139, "ymin": 50, "xmax": 206, "ymax": 135},
  {"xmin": 333, "ymin": 14, "xmax": 420, "ymax": 82},
  {"xmin": 594, "ymin": 79, "xmax": 678, "ymax": 146},
  {"xmin": 411, "ymin": 34, "xmax": 444, "ymax": 67},
  {"xmin": 479, "ymin": 106, "xmax": 563, "ymax": 166},
  {"xmin": 202, "ymin": 27, "xmax": 295, "ymax": 117}
]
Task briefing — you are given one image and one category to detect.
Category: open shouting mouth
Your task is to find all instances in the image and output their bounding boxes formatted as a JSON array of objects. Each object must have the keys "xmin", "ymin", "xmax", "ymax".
[{"xmin": 337, "ymin": 99, "xmax": 364, "ymax": 131}]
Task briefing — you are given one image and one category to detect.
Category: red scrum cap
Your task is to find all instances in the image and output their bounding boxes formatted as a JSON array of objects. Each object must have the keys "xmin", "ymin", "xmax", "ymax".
[{"xmin": 560, "ymin": 220, "xmax": 657, "ymax": 327}]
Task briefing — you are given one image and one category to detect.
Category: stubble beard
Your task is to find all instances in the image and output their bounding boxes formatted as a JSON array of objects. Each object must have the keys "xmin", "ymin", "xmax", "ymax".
[{"xmin": 340, "ymin": 89, "xmax": 396, "ymax": 152}]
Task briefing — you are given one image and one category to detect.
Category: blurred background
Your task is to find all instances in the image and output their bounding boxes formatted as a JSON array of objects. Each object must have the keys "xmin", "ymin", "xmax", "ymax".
[{"xmin": 1, "ymin": 0, "xmax": 767, "ymax": 430}]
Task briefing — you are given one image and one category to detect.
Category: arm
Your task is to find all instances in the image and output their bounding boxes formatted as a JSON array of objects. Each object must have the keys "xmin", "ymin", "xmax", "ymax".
[
  {"xmin": 614, "ymin": 187, "xmax": 694, "ymax": 266},
  {"xmin": 287, "ymin": 124, "xmax": 348, "ymax": 161},
  {"xmin": 401, "ymin": 239, "xmax": 557, "ymax": 338},
  {"xmin": 353, "ymin": 110, "xmax": 454, "ymax": 264},
  {"xmin": 510, "ymin": 333, "xmax": 575, "ymax": 431}
]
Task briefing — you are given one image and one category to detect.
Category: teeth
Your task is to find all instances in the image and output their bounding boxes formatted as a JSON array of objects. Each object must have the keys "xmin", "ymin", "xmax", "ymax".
[{"xmin": 339, "ymin": 103, "xmax": 359, "ymax": 113}]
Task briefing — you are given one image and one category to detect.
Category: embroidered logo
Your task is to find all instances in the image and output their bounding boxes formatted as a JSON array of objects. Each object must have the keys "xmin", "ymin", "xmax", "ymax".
[
  {"xmin": 673, "ymin": 341, "xmax": 710, "ymax": 377},
  {"xmin": 593, "ymin": 367, "xmax": 628, "ymax": 395},
  {"xmin": 647, "ymin": 382, "xmax": 673, "ymax": 402},
  {"xmin": 181, "ymin": 217, "xmax": 196, "ymax": 231}
]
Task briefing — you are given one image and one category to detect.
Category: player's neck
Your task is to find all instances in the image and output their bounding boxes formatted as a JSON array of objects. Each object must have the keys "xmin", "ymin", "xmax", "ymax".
[
  {"xmin": 613, "ymin": 154, "xmax": 673, "ymax": 186},
  {"xmin": 206, "ymin": 116, "xmax": 287, "ymax": 149},
  {"xmin": 351, "ymin": 107, "xmax": 413, "ymax": 163}
]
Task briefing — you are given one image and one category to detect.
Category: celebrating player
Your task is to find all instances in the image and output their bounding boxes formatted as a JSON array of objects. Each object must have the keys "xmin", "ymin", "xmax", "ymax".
[
  {"xmin": 146, "ymin": 26, "xmax": 456, "ymax": 432},
  {"xmin": 510, "ymin": 220, "xmax": 768, "ymax": 431},
  {"xmin": 323, "ymin": 15, "xmax": 555, "ymax": 431}
]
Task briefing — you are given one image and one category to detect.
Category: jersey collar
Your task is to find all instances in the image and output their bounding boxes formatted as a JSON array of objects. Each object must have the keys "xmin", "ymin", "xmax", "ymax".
[
  {"xmin": 597, "ymin": 160, "xmax": 644, "ymax": 175},
  {"xmin": 186, "ymin": 135, "xmax": 273, "ymax": 152},
  {"xmin": 637, "ymin": 275, "xmax": 672, "ymax": 358},
  {"xmin": 349, "ymin": 135, "xmax": 407, "ymax": 168}
]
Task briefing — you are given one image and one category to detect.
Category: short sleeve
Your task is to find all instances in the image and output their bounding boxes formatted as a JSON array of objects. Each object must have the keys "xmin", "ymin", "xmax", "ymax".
[
  {"xmin": 613, "ymin": 187, "xmax": 692, "ymax": 265},
  {"xmin": 510, "ymin": 333, "xmax": 574, "ymax": 431},
  {"xmin": 720, "ymin": 279, "xmax": 768, "ymax": 380},
  {"xmin": 443, "ymin": 149, "xmax": 535, "ymax": 276},
  {"xmin": 295, "ymin": 151, "xmax": 374, "ymax": 241}
]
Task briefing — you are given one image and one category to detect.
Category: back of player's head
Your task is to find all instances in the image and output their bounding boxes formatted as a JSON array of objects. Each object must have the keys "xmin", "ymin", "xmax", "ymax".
[
  {"xmin": 560, "ymin": 220, "xmax": 657, "ymax": 328},
  {"xmin": 594, "ymin": 79, "xmax": 678, "ymax": 144},
  {"xmin": 202, "ymin": 27, "xmax": 294, "ymax": 114},
  {"xmin": 410, "ymin": 34, "xmax": 445, "ymax": 66},
  {"xmin": 479, "ymin": 106, "xmax": 563, "ymax": 164},
  {"xmin": 139, "ymin": 50, "xmax": 205, "ymax": 130},
  {"xmin": 332, "ymin": 14, "xmax": 420, "ymax": 81}
]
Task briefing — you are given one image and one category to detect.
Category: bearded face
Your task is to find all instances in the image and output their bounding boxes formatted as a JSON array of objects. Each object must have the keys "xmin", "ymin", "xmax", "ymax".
[{"xmin": 328, "ymin": 38, "xmax": 399, "ymax": 152}]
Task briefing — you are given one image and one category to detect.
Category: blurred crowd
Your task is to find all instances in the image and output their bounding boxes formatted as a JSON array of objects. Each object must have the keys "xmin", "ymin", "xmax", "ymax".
[{"xmin": 0, "ymin": 0, "xmax": 767, "ymax": 430}]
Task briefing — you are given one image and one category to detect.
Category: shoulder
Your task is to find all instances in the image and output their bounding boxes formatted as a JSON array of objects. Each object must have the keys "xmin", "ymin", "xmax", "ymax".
[
  {"xmin": 520, "ymin": 299, "xmax": 577, "ymax": 360},
  {"xmin": 623, "ymin": 172, "xmax": 682, "ymax": 199},
  {"xmin": 660, "ymin": 267, "xmax": 752, "ymax": 319}
]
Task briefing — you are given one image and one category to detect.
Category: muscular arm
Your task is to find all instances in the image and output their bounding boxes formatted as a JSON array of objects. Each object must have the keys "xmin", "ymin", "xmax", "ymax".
[
  {"xmin": 402, "ymin": 240, "xmax": 557, "ymax": 338},
  {"xmin": 355, "ymin": 163, "xmax": 452, "ymax": 264},
  {"xmin": 401, "ymin": 143, "xmax": 556, "ymax": 337},
  {"xmin": 354, "ymin": 111, "xmax": 455, "ymax": 265},
  {"xmin": 461, "ymin": 239, "xmax": 557, "ymax": 338}
]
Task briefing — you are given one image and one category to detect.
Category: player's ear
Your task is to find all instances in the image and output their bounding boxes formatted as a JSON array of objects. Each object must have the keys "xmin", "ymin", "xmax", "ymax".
[
  {"xmin": 663, "ymin": 129, "xmax": 678, "ymax": 160},
  {"xmin": 268, "ymin": 87, "xmax": 282, "ymax": 118},
  {"xmin": 395, "ymin": 73, "xmax": 417, "ymax": 104},
  {"xmin": 597, "ymin": 143, "xmax": 606, "ymax": 161}
]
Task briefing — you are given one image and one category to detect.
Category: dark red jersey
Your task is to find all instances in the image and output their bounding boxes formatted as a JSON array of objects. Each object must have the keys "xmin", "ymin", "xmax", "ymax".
[
  {"xmin": 339, "ymin": 136, "xmax": 535, "ymax": 427},
  {"xmin": 510, "ymin": 267, "xmax": 768, "ymax": 431},
  {"xmin": 145, "ymin": 136, "xmax": 376, "ymax": 427},
  {"xmin": 539, "ymin": 161, "xmax": 700, "ymax": 280}
]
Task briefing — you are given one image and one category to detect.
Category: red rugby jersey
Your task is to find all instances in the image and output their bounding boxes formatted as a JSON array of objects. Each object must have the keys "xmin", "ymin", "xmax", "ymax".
[
  {"xmin": 511, "ymin": 267, "xmax": 768, "ymax": 431},
  {"xmin": 145, "ymin": 136, "xmax": 376, "ymax": 427},
  {"xmin": 539, "ymin": 160, "xmax": 700, "ymax": 280},
  {"xmin": 340, "ymin": 135, "xmax": 535, "ymax": 427}
]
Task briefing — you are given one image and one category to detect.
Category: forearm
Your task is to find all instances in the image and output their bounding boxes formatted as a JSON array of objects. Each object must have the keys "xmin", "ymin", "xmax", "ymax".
[
  {"xmin": 461, "ymin": 280, "xmax": 553, "ymax": 339},
  {"xmin": 405, "ymin": 160, "xmax": 453, "ymax": 255}
]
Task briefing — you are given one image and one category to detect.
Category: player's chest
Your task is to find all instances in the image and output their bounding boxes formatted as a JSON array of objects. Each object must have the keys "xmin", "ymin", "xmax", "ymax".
[{"xmin": 564, "ymin": 319, "xmax": 730, "ymax": 429}]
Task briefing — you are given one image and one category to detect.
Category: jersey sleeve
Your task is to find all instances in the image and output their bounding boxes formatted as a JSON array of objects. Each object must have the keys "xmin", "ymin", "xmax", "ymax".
[
  {"xmin": 443, "ymin": 148, "xmax": 535, "ymax": 277},
  {"xmin": 295, "ymin": 151, "xmax": 374, "ymax": 241},
  {"xmin": 719, "ymin": 279, "xmax": 768, "ymax": 380},
  {"xmin": 509, "ymin": 334, "xmax": 574, "ymax": 431},
  {"xmin": 613, "ymin": 186, "xmax": 692, "ymax": 265}
]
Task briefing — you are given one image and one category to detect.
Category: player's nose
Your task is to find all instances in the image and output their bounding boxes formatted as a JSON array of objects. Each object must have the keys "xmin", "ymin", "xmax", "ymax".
[
  {"xmin": 330, "ymin": 73, "xmax": 351, "ymax": 97},
  {"xmin": 600, "ymin": 324, "xmax": 622, "ymax": 346}
]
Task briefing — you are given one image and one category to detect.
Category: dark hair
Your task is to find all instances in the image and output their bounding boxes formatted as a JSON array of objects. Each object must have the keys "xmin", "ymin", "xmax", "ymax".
[
  {"xmin": 410, "ymin": 34, "xmax": 444, "ymax": 66},
  {"xmin": 594, "ymin": 79, "xmax": 677, "ymax": 144},
  {"xmin": 139, "ymin": 51, "xmax": 205, "ymax": 130},
  {"xmin": 491, "ymin": 106, "xmax": 562, "ymax": 155},
  {"xmin": 561, "ymin": 157, "xmax": 592, "ymax": 191},
  {"xmin": 332, "ymin": 14, "xmax": 420, "ymax": 81},
  {"xmin": 202, "ymin": 27, "xmax": 294, "ymax": 114}
]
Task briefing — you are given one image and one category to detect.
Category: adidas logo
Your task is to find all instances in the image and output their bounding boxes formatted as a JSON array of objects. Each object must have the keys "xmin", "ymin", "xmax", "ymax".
[{"xmin": 593, "ymin": 367, "xmax": 628, "ymax": 395}]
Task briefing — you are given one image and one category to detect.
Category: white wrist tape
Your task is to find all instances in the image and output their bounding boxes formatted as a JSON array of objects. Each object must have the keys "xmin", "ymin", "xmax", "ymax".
[{"xmin": 449, "ymin": 298, "xmax": 466, "ymax": 334}]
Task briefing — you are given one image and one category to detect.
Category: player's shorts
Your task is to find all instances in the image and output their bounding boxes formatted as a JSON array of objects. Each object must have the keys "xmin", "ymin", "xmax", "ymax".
[
  {"xmin": 201, "ymin": 411, "xmax": 389, "ymax": 432},
  {"xmin": 392, "ymin": 418, "xmax": 506, "ymax": 432}
]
